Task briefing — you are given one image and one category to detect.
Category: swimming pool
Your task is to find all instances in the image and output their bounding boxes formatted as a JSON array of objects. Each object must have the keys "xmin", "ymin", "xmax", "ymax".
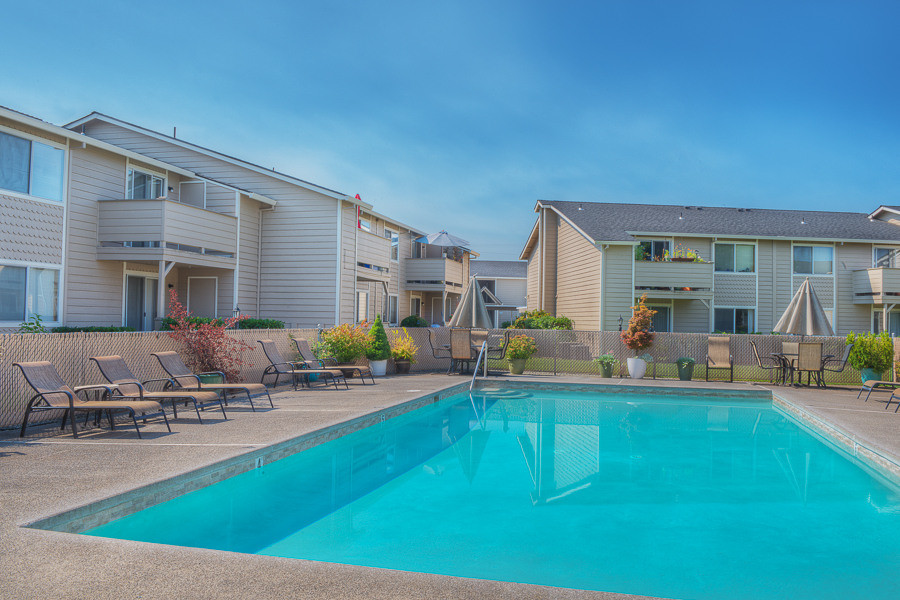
[{"xmin": 85, "ymin": 387, "xmax": 900, "ymax": 599}]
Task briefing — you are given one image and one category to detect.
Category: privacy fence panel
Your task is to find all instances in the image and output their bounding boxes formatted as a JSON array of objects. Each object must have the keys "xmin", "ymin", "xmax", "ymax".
[{"xmin": 0, "ymin": 328, "xmax": 883, "ymax": 430}]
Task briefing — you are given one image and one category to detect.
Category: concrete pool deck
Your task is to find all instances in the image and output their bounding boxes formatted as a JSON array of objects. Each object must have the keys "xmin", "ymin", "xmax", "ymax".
[{"xmin": 0, "ymin": 373, "xmax": 897, "ymax": 599}]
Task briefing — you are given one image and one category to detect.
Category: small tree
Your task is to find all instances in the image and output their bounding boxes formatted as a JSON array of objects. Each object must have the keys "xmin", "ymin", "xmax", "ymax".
[
  {"xmin": 367, "ymin": 315, "xmax": 392, "ymax": 361},
  {"xmin": 165, "ymin": 289, "xmax": 252, "ymax": 381},
  {"xmin": 621, "ymin": 294, "xmax": 656, "ymax": 356}
]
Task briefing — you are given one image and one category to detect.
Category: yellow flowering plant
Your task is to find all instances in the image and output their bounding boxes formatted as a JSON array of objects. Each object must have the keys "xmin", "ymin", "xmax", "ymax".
[{"xmin": 389, "ymin": 328, "xmax": 419, "ymax": 363}]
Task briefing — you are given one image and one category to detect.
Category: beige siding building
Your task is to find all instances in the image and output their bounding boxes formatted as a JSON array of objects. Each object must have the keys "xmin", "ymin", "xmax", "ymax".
[
  {"xmin": 521, "ymin": 200, "xmax": 900, "ymax": 335},
  {"xmin": 0, "ymin": 107, "xmax": 474, "ymax": 330}
]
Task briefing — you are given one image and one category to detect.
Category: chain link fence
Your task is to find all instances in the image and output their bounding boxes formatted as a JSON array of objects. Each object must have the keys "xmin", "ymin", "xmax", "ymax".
[{"xmin": 0, "ymin": 327, "xmax": 889, "ymax": 431}]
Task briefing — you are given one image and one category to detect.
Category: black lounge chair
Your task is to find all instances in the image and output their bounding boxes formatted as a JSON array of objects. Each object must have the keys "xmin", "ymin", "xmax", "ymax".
[
  {"xmin": 293, "ymin": 338, "xmax": 374, "ymax": 384},
  {"xmin": 91, "ymin": 355, "xmax": 227, "ymax": 422},
  {"xmin": 258, "ymin": 340, "xmax": 349, "ymax": 390},
  {"xmin": 14, "ymin": 361, "xmax": 170, "ymax": 438},
  {"xmin": 152, "ymin": 351, "xmax": 273, "ymax": 411}
]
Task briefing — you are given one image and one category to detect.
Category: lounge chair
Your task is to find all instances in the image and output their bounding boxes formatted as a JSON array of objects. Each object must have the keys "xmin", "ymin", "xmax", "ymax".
[
  {"xmin": 91, "ymin": 355, "xmax": 227, "ymax": 422},
  {"xmin": 259, "ymin": 340, "xmax": 349, "ymax": 390},
  {"xmin": 151, "ymin": 351, "xmax": 274, "ymax": 411},
  {"xmin": 14, "ymin": 361, "xmax": 170, "ymax": 438},
  {"xmin": 293, "ymin": 338, "xmax": 374, "ymax": 384},
  {"xmin": 706, "ymin": 336, "xmax": 733, "ymax": 382},
  {"xmin": 857, "ymin": 379, "xmax": 900, "ymax": 403}
]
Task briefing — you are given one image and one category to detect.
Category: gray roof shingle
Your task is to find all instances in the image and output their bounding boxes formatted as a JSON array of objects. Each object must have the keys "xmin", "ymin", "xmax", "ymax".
[
  {"xmin": 540, "ymin": 200, "xmax": 900, "ymax": 243},
  {"xmin": 470, "ymin": 260, "xmax": 527, "ymax": 278}
]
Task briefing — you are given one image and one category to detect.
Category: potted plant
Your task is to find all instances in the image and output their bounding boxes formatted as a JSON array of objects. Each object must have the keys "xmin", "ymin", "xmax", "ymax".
[
  {"xmin": 506, "ymin": 334, "xmax": 537, "ymax": 375},
  {"xmin": 846, "ymin": 331, "xmax": 894, "ymax": 383},
  {"xmin": 594, "ymin": 354, "xmax": 617, "ymax": 378},
  {"xmin": 366, "ymin": 315, "xmax": 391, "ymax": 376},
  {"xmin": 389, "ymin": 327, "xmax": 418, "ymax": 374},
  {"xmin": 676, "ymin": 356, "xmax": 696, "ymax": 381},
  {"xmin": 621, "ymin": 294, "xmax": 656, "ymax": 379},
  {"xmin": 320, "ymin": 322, "xmax": 371, "ymax": 377}
]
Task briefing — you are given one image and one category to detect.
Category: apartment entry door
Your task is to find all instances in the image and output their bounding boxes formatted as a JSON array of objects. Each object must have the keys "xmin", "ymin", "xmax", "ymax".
[
  {"xmin": 125, "ymin": 275, "xmax": 158, "ymax": 331},
  {"xmin": 431, "ymin": 297, "xmax": 443, "ymax": 325},
  {"xmin": 188, "ymin": 277, "xmax": 218, "ymax": 318}
]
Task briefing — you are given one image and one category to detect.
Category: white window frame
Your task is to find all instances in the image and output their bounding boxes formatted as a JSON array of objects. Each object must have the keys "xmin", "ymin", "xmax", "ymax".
[
  {"xmin": 0, "ymin": 260, "xmax": 63, "ymax": 326},
  {"xmin": 385, "ymin": 228, "xmax": 399, "ymax": 261},
  {"xmin": 0, "ymin": 124, "xmax": 67, "ymax": 205},
  {"xmin": 712, "ymin": 306, "xmax": 756, "ymax": 334},
  {"xmin": 356, "ymin": 291, "xmax": 369, "ymax": 323},
  {"xmin": 126, "ymin": 161, "xmax": 167, "ymax": 200},
  {"xmin": 386, "ymin": 294, "xmax": 399, "ymax": 324},
  {"xmin": 713, "ymin": 242, "xmax": 757, "ymax": 273},
  {"xmin": 636, "ymin": 239, "xmax": 671, "ymax": 261},
  {"xmin": 187, "ymin": 276, "xmax": 219, "ymax": 317},
  {"xmin": 358, "ymin": 212, "xmax": 372, "ymax": 233},
  {"xmin": 410, "ymin": 296, "xmax": 421, "ymax": 317},
  {"xmin": 791, "ymin": 243, "xmax": 834, "ymax": 276},
  {"xmin": 873, "ymin": 246, "xmax": 900, "ymax": 269},
  {"xmin": 646, "ymin": 301, "xmax": 673, "ymax": 332}
]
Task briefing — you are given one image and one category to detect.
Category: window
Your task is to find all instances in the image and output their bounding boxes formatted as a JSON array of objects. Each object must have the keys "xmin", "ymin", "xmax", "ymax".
[
  {"xmin": 874, "ymin": 247, "xmax": 898, "ymax": 268},
  {"xmin": 127, "ymin": 168, "xmax": 165, "ymax": 200},
  {"xmin": 650, "ymin": 305, "xmax": 670, "ymax": 332},
  {"xmin": 637, "ymin": 240, "xmax": 669, "ymax": 261},
  {"xmin": 0, "ymin": 264, "xmax": 60, "ymax": 322},
  {"xmin": 412, "ymin": 241, "xmax": 425, "ymax": 258},
  {"xmin": 385, "ymin": 229, "xmax": 399, "ymax": 260},
  {"xmin": 356, "ymin": 291, "xmax": 368, "ymax": 323},
  {"xmin": 386, "ymin": 294, "xmax": 399, "ymax": 324},
  {"xmin": 410, "ymin": 297, "xmax": 421, "ymax": 317},
  {"xmin": 714, "ymin": 308, "xmax": 753, "ymax": 334},
  {"xmin": 793, "ymin": 246, "xmax": 833, "ymax": 275},
  {"xmin": 715, "ymin": 243, "xmax": 755, "ymax": 273},
  {"xmin": 0, "ymin": 130, "xmax": 64, "ymax": 202},
  {"xmin": 358, "ymin": 212, "xmax": 371, "ymax": 232}
]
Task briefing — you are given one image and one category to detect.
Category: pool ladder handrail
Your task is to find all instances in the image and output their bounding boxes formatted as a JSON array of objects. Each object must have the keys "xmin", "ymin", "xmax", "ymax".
[{"xmin": 469, "ymin": 340, "xmax": 488, "ymax": 392}]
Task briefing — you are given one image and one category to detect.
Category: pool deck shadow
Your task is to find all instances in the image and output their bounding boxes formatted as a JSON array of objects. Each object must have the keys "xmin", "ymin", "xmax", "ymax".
[{"xmin": 1, "ymin": 372, "xmax": 897, "ymax": 600}]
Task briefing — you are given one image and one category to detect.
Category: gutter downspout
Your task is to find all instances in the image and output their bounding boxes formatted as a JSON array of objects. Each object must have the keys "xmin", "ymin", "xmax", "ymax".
[
  {"xmin": 233, "ymin": 191, "xmax": 240, "ymax": 316},
  {"xmin": 539, "ymin": 209, "xmax": 545, "ymax": 311},
  {"xmin": 335, "ymin": 201, "xmax": 343, "ymax": 326}
]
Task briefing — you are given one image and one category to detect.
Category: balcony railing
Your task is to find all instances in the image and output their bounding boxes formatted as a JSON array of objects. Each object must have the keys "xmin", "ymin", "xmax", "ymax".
[
  {"xmin": 404, "ymin": 257, "xmax": 465, "ymax": 292},
  {"xmin": 852, "ymin": 268, "xmax": 900, "ymax": 304},
  {"xmin": 97, "ymin": 199, "xmax": 237, "ymax": 268},
  {"xmin": 634, "ymin": 260, "xmax": 714, "ymax": 299}
]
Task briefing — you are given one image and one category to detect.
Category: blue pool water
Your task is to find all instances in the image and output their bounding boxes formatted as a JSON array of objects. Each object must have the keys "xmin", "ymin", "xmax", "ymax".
[{"xmin": 86, "ymin": 389, "xmax": 900, "ymax": 599}]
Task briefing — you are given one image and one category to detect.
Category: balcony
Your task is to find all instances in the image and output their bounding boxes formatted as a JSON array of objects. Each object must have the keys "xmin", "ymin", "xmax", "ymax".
[
  {"xmin": 404, "ymin": 257, "xmax": 465, "ymax": 292},
  {"xmin": 356, "ymin": 230, "xmax": 392, "ymax": 283},
  {"xmin": 852, "ymin": 268, "xmax": 900, "ymax": 304},
  {"xmin": 634, "ymin": 260, "xmax": 714, "ymax": 299},
  {"xmin": 97, "ymin": 199, "xmax": 237, "ymax": 269}
]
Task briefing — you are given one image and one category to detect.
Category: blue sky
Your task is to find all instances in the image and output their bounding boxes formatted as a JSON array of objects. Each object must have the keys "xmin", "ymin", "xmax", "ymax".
[{"xmin": 2, "ymin": 1, "xmax": 898, "ymax": 258}]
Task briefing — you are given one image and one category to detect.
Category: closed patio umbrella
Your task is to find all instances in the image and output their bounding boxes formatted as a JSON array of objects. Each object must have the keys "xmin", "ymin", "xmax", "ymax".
[
  {"xmin": 773, "ymin": 278, "xmax": 834, "ymax": 336},
  {"xmin": 448, "ymin": 276, "xmax": 492, "ymax": 329}
]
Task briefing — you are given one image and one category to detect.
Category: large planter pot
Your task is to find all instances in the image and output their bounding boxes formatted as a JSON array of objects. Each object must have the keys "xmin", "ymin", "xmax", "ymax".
[
  {"xmin": 508, "ymin": 358, "xmax": 528, "ymax": 375},
  {"xmin": 598, "ymin": 363, "xmax": 614, "ymax": 378},
  {"xmin": 677, "ymin": 362, "xmax": 695, "ymax": 381},
  {"xmin": 626, "ymin": 357, "xmax": 647, "ymax": 379},
  {"xmin": 860, "ymin": 367, "xmax": 883, "ymax": 384},
  {"xmin": 394, "ymin": 359, "xmax": 411, "ymax": 374},
  {"xmin": 369, "ymin": 359, "xmax": 388, "ymax": 377},
  {"xmin": 197, "ymin": 373, "xmax": 224, "ymax": 384}
]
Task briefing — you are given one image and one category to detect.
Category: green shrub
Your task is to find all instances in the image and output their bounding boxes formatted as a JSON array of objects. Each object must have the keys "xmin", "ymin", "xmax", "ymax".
[
  {"xmin": 510, "ymin": 310, "xmax": 574, "ymax": 330},
  {"xmin": 846, "ymin": 331, "xmax": 894, "ymax": 373},
  {"xmin": 17, "ymin": 315, "xmax": 48, "ymax": 333},
  {"xmin": 367, "ymin": 315, "xmax": 392, "ymax": 360},
  {"xmin": 400, "ymin": 315, "xmax": 429, "ymax": 327},
  {"xmin": 234, "ymin": 318, "xmax": 285, "ymax": 330},
  {"xmin": 500, "ymin": 321, "xmax": 512, "ymax": 329},
  {"xmin": 52, "ymin": 326, "xmax": 136, "ymax": 333},
  {"xmin": 593, "ymin": 354, "xmax": 616, "ymax": 367}
]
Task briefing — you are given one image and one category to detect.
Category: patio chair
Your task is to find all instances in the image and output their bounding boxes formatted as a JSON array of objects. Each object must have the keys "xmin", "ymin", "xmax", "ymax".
[
  {"xmin": 14, "ymin": 361, "xmax": 170, "ymax": 439},
  {"xmin": 258, "ymin": 340, "xmax": 348, "ymax": 390},
  {"xmin": 293, "ymin": 338, "xmax": 374, "ymax": 384},
  {"xmin": 778, "ymin": 341, "xmax": 800, "ymax": 385},
  {"xmin": 90, "ymin": 355, "xmax": 227, "ymax": 422},
  {"xmin": 427, "ymin": 329, "xmax": 451, "ymax": 360},
  {"xmin": 449, "ymin": 328, "xmax": 475, "ymax": 375},
  {"xmin": 823, "ymin": 343, "xmax": 853, "ymax": 376},
  {"xmin": 705, "ymin": 336, "xmax": 733, "ymax": 382},
  {"xmin": 749, "ymin": 340, "xmax": 782, "ymax": 384},
  {"xmin": 151, "ymin": 351, "xmax": 274, "ymax": 411},
  {"xmin": 796, "ymin": 342, "xmax": 825, "ymax": 387}
]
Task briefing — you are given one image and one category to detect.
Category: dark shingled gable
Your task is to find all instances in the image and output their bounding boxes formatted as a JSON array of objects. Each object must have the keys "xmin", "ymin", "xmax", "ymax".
[
  {"xmin": 470, "ymin": 260, "xmax": 527, "ymax": 278},
  {"xmin": 540, "ymin": 200, "xmax": 900, "ymax": 243}
]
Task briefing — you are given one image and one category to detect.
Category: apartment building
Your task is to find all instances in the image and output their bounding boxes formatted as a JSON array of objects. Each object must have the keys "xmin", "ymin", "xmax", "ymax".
[
  {"xmin": 0, "ymin": 106, "xmax": 474, "ymax": 330},
  {"xmin": 520, "ymin": 200, "xmax": 900, "ymax": 335}
]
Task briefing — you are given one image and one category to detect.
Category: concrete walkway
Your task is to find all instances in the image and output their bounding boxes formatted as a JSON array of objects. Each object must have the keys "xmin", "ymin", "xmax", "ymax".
[{"xmin": 0, "ymin": 374, "xmax": 897, "ymax": 599}]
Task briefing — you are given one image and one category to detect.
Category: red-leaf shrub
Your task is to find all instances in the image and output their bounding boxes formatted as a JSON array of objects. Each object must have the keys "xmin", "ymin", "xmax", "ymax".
[{"xmin": 621, "ymin": 294, "xmax": 657, "ymax": 355}]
